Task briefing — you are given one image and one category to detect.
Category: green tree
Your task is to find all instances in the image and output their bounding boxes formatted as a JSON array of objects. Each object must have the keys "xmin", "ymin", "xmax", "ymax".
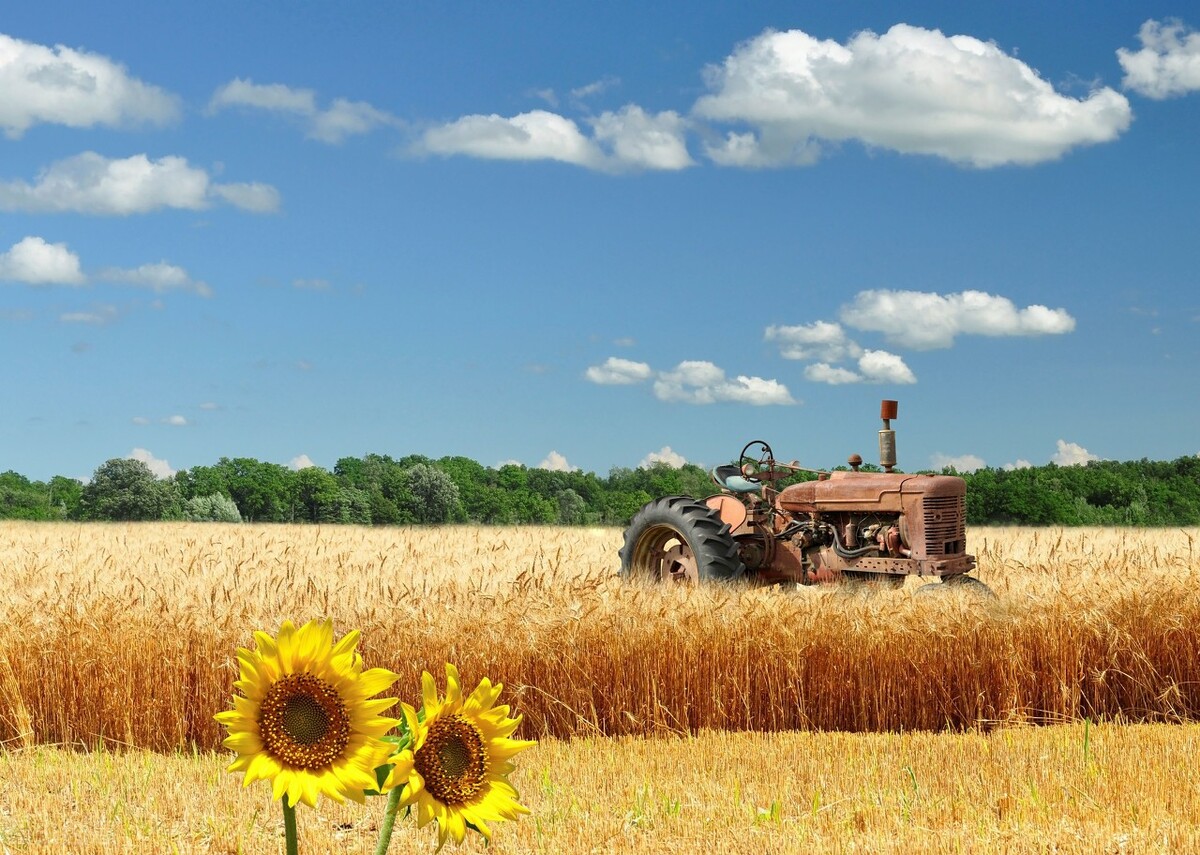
[
  {"xmin": 405, "ymin": 463, "xmax": 462, "ymax": 523},
  {"xmin": 184, "ymin": 494, "xmax": 243, "ymax": 522},
  {"xmin": 291, "ymin": 466, "xmax": 344, "ymax": 523},
  {"xmin": 79, "ymin": 458, "xmax": 177, "ymax": 521}
]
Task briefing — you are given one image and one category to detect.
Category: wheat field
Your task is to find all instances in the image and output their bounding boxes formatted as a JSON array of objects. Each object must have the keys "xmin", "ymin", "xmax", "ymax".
[{"xmin": 1, "ymin": 522, "xmax": 1199, "ymax": 853}]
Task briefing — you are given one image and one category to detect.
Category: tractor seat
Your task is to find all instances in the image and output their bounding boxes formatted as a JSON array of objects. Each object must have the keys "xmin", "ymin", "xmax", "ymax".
[{"xmin": 712, "ymin": 464, "xmax": 761, "ymax": 494}]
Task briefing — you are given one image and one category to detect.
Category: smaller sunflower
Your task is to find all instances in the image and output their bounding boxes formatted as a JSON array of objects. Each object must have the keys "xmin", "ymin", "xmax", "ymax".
[
  {"xmin": 214, "ymin": 618, "xmax": 400, "ymax": 808},
  {"xmin": 384, "ymin": 663, "xmax": 536, "ymax": 849}
]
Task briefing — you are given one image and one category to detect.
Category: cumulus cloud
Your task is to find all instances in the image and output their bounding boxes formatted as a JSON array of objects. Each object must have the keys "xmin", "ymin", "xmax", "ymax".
[
  {"xmin": 693, "ymin": 24, "xmax": 1131, "ymax": 167},
  {"xmin": 417, "ymin": 106, "xmax": 692, "ymax": 172},
  {"xmin": 539, "ymin": 451, "xmax": 575, "ymax": 471},
  {"xmin": 1051, "ymin": 440, "xmax": 1100, "ymax": 466},
  {"xmin": 0, "ymin": 152, "xmax": 280, "ymax": 215},
  {"xmin": 209, "ymin": 78, "xmax": 399, "ymax": 143},
  {"xmin": 931, "ymin": 452, "xmax": 986, "ymax": 472},
  {"xmin": 766, "ymin": 321, "xmax": 862, "ymax": 362},
  {"xmin": 1003, "ymin": 459, "xmax": 1033, "ymax": 471},
  {"xmin": 0, "ymin": 33, "xmax": 178, "ymax": 138},
  {"xmin": 654, "ymin": 360, "xmax": 795, "ymax": 405},
  {"xmin": 0, "ymin": 236, "xmax": 85, "ymax": 285},
  {"xmin": 640, "ymin": 446, "xmax": 688, "ymax": 468},
  {"xmin": 585, "ymin": 356, "xmax": 653, "ymax": 385},
  {"xmin": 289, "ymin": 454, "xmax": 315, "ymax": 470},
  {"xmin": 1118, "ymin": 19, "xmax": 1200, "ymax": 99},
  {"xmin": 97, "ymin": 262, "xmax": 211, "ymax": 297},
  {"xmin": 804, "ymin": 363, "xmax": 862, "ymax": 384},
  {"xmin": 162, "ymin": 415, "xmax": 188, "ymax": 426},
  {"xmin": 128, "ymin": 447, "xmax": 174, "ymax": 478},
  {"xmin": 840, "ymin": 289, "xmax": 1075, "ymax": 350},
  {"xmin": 803, "ymin": 351, "xmax": 915, "ymax": 385},
  {"xmin": 858, "ymin": 349, "xmax": 917, "ymax": 384},
  {"xmin": 589, "ymin": 105, "xmax": 694, "ymax": 170}
]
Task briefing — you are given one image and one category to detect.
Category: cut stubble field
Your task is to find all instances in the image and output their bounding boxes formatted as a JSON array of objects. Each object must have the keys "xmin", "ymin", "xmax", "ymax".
[{"xmin": 1, "ymin": 522, "xmax": 1198, "ymax": 853}]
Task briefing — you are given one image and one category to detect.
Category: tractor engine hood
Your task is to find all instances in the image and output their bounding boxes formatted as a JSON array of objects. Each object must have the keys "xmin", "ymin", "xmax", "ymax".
[{"xmin": 777, "ymin": 471, "xmax": 965, "ymax": 515}]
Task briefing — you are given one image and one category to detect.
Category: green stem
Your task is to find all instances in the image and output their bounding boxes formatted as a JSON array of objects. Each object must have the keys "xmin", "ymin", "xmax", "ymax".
[
  {"xmin": 282, "ymin": 799, "xmax": 299, "ymax": 855},
  {"xmin": 374, "ymin": 786, "xmax": 405, "ymax": 855}
]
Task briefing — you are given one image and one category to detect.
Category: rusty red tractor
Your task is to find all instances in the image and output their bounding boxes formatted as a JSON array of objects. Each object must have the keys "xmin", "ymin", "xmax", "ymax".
[{"xmin": 619, "ymin": 400, "xmax": 991, "ymax": 595}]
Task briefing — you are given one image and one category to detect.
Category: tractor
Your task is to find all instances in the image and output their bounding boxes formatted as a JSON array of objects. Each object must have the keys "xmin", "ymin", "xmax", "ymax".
[{"xmin": 619, "ymin": 400, "xmax": 991, "ymax": 595}]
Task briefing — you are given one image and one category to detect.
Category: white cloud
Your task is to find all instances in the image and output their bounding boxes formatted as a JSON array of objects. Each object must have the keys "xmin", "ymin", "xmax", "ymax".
[
  {"xmin": 128, "ymin": 447, "xmax": 174, "ymax": 478},
  {"xmin": 841, "ymin": 289, "xmax": 1075, "ymax": 350},
  {"xmin": 1051, "ymin": 440, "xmax": 1100, "ymax": 466},
  {"xmin": 589, "ymin": 105, "xmax": 694, "ymax": 170},
  {"xmin": 210, "ymin": 182, "xmax": 281, "ymax": 213},
  {"xmin": 1003, "ymin": 459, "xmax": 1033, "ymax": 470},
  {"xmin": 0, "ymin": 152, "xmax": 280, "ymax": 215},
  {"xmin": 571, "ymin": 76, "xmax": 620, "ymax": 101},
  {"xmin": 1118, "ymin": 19, "xmax": 1200, "ymax": 99},
  {"xmin": 209, "ymin": 78, "xmax": 399, "ymax": 143},
  {"xmin": 803, "ymin": 350, "xmax": 916, "ymax": 385},
  {"xmin": 767, "ymin": 321, "xmax": 863, "ymax": 362},
  {"xmin": 0, "ymin": 236, "xmax": 85, "ymax": 285},
  {"xmin": 693, "ymin": 24, "xmax": 1131, "ymax": 168},
  {"xmin": 931, "ymin": 452, "xmax": 986, "ymax": 472},
  {"xmin": 418, "ymin": 106, "xmax": 692, "ymax": 172},
  {"xmin": 640, "ymin": 446, "xmax": 688, "ymax": 468},
  {"xmin": 804, "ymin": 363, "xmax": 862, "ymax": 385},
  {"xmin": 98, "ymin": 262, "xmax": 211, "ymax": 297},
  {"xmin": 131, "ymin": 416, "xmax": 149, "ymax": 425},
  {"xmin": 538, "ymin": 451, "xmax": 574, "ymax": 471},
  {"xmin": 421, "ymin": 110, "xmax": 601, "ymax": 166},
  {"xmin": 162, "ymin": 415, "xmax": 188, "ymax": 427},
  {"xmin": 0, "ymin": 33, "xmax": 178, "ymax": 138},
  {"xmin": 289, "ymin": 454, "xmax": 315, "ymax": 470},
  {"xmin": 654, "ymin": 360, "xmax": 795, "ymax": 405},
  {"xmin": 857, "ymin": 350, "xmax": 917, "ymax": 384},
  {"xmin": 585, "ymin": 356, "xmax": 653, "ymax": 385},
  {"xmin": 60, "ymin": 304, "xmax": 118, "ymax": 325},
  {"xmin": 199, "ymin": 402, "xmax": 220, "ymax": 411}
]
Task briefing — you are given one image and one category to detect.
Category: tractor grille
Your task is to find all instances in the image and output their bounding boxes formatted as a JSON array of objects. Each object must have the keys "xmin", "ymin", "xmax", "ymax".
[{"xmin": 923, "ymin": 495, "xmax": 966, "ymax": 555}]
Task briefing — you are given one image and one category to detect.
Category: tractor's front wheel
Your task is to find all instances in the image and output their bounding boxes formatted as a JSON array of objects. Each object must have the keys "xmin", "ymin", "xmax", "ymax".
[{"xmin": 619, "ymin": 496, "xmax": 745, "ymax": 584}]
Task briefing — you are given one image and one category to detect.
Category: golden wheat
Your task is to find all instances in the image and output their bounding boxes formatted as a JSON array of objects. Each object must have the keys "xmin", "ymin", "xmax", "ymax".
[
  {"xmin": 3, "ymin": 723, "xmax": 1199, "ymax": 853},
  {"xmin": 1, "ymin": 523, "xmax": 1198, "ymax": 749}
]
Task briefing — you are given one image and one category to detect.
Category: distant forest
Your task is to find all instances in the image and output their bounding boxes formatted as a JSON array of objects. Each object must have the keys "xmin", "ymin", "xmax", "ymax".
[{"xmin": 2, "ymin": 452, "xmax": 1199, "ymax": 527}]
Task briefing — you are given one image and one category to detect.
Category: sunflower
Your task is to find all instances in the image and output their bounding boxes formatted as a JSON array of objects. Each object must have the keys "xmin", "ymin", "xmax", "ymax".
[
  {"xmin": 384, "ymin": 663, "xmax": 535, "ymax": 849},
  {"xmin": 214, "ymin": 618, "xmax": 400, "ymax": 809}
]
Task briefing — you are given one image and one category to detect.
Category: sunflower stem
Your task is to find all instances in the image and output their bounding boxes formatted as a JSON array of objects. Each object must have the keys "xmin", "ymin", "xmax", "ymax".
[
  {"xmin": 282, "ymin": 800, "xmax": 300, "ymax": 855},
  {"xmin": 374, "ymin": 786, "xmax": 405, "ymax": 855}
]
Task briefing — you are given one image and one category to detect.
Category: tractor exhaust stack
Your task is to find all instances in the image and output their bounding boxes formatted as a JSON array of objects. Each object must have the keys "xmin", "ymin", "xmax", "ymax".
[{"xmin": 879, "ymin": 399, "xmax": 898, "ymax": 472}]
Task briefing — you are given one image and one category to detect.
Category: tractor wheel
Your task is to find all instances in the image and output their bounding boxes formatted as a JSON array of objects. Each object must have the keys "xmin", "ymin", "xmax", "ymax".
[
  {"xmin": 915, "ymin": 574, "xmax": 996, "ymax": 599},
  {"xmin": 619, "ymin": 496, "xmax": 745, "ymax": 584}
]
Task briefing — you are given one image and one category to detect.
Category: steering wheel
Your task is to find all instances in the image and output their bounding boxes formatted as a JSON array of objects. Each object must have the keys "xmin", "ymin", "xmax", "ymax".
[{"xmin": 738, "ymin": 440, "xmax": 774, "ymax": 482}]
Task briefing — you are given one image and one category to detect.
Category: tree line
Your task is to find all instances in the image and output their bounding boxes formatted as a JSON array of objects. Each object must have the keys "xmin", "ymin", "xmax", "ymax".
[{"xmin": 1, "ymin": 452, "xmax": 1198, "ymax": 526}]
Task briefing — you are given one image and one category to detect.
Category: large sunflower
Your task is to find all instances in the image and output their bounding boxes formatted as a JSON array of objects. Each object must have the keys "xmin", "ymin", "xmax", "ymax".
[
  {"xmin": 385, "ymin": 664, "xmax": 535, "ymax": 849},
  {"xmin": 214, "ymin": 618, "xmax": 400, "ymax": 808}
]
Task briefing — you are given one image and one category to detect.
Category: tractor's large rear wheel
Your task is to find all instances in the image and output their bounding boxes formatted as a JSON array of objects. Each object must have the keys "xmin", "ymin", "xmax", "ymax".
[{"xmin": 619, "ymin": 496, "xmax": 745, "ymax": 584}]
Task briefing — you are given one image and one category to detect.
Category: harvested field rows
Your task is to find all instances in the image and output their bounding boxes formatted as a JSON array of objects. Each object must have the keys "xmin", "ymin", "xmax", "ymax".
[{"xmin": 1, "ymin": 523, "xmax": 1198, "ymax": 750}]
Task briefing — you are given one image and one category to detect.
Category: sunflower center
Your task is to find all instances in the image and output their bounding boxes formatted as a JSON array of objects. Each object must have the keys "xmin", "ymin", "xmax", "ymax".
[
  {"xmin": 414, "ymin": 714, "xmax": 488, "ymax": 804},
  {"xmin": 259, "ymin": 672, "xmax": 351, "ymax": 769}
]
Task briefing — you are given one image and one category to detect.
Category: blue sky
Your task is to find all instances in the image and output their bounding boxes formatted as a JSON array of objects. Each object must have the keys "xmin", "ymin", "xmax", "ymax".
[{"xmin": 2, "ymin": 2, "xmax": 1198, "ymax": 482}]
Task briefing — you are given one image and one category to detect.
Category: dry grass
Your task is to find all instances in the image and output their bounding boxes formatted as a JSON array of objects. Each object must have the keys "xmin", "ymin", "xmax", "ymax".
[
  {"xmin": 3, "ymin": 722, "xmax": 1200, "ymax": 853},
  {"xmin": 1, "ymin": 523, "xmax": 1198, "ymax": 748}
]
